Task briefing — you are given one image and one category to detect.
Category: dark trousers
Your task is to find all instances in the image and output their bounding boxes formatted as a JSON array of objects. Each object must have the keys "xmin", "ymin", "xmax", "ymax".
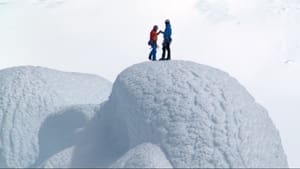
[
  {"xmin": 162, "ymin": 41, "xmax": 171, "ymax": 60},
  {"xmin": 149, "ymin": 43, "xmax": 157, "ymax": 61}
]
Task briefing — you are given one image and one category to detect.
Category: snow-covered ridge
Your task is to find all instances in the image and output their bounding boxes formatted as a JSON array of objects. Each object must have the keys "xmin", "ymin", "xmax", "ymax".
[
  {"xmin": 0, "ymin": 66, "xmax": 111, "ymax": 168},
  {"xmin": 70, "ymin": 60, "xmax": 288, "ymax": 168},
  {"xmin": 0, "ymin": 62, "xmax": 288, "ymax": 168}
]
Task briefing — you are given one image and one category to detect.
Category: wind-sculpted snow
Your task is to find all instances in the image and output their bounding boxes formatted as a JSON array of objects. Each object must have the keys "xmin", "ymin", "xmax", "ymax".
[
  {"xmin": 110, "ymin": 143, "xmax": 172, "ymax": 168},
  {"xmin": 6, "ymin": 61, "xmax": 287, "ymax": 168},
  {"xmin": 96, "ymin": 60, "xmax": 287, "ymax": 168},
  {"xmin": 0, "ymin": 66, "xmax": 111, "ymax": 168},
  {"xmin": 38, "ymin": 104, "xmax": 102, "ymax": 169},
  {"xmin": 40, "ymin": 147, "xmax": 74, "ymax": 168}
]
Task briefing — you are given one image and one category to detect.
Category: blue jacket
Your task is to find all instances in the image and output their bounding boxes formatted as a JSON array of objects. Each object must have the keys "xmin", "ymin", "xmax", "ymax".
[{"xmin": 163, "ymin": 24, "xmax": 172, "ymax": 41}]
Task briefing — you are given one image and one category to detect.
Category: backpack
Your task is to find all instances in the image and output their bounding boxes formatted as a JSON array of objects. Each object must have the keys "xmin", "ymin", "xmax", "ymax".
[{"xmin": 148, "ymin": 40, "xmax": 153, "ymax": 46}]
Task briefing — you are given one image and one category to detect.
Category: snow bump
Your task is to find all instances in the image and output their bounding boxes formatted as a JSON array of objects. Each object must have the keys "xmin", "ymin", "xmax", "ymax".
[
  {"xmin": 0, "ymin": 66, "xmax": 111, "ymax": 168},
  {"xmin": 110, "ymin": 143, "xmax": 172, "ymax": 168},
  {"xmin": 108, "ymin": 60, "xmax": 288, "ymax": 168}
]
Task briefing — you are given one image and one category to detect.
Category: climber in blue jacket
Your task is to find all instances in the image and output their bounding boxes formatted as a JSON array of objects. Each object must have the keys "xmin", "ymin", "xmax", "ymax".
[{"xmin": 159, "ymin": 19, "xmax": 172, "ymax": 61}]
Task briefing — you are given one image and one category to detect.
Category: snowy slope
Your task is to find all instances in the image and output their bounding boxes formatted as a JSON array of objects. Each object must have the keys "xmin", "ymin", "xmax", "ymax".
[
  {"xmin": 249, "ymin": 61, "xmax": 300, "ymax": 167},
  {"xmin": 107, "ymin": 60, "xmax": 288, "ymax": 168},
  {"xmin": 38, "ymin": 104, "xmax": 102, "ymax": 168},
  {"xmin": 71, "ymin": 61, "xmax": 288, "ymax": 168},
  {"xmin": 36, "ymin": 104, "xmax": 101, "ymax": 167},
  {"xmin": 110, "ymin": 143, "xmax": 172, "ymax": 168},
  {"xmin": 40, "ymin": 146, "xmax": 74, "ymax": 168},
  {"xmin": 0, "ymin": 66, "xmax": 111, "ymax": 168}
]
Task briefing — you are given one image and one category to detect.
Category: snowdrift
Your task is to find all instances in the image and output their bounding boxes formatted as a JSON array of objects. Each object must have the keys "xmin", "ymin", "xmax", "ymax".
[
  {"xmin": 0, "ymin": 66, "xmax": 111, "ymax": 168},
  {"xmin": 71, "ymin": 61, "xmax": 288, "ymax": 168},
  {"xmin": 110, "ymin": 143, "xmax": 172, "ymax": 168},
  {"xmin": 0, "ymin": 62, "xmax": 288, "ymax": 168},
  {"xmin": 40, "ymin": 146, "xmax": 74, "ymax": 168}
]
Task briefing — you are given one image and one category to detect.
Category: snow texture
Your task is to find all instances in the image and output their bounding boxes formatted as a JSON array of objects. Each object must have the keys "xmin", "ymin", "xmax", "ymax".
[
  {"xmin": 83, "ymin": 60, "xmax": 287, "ymax": 168},
  {"xmin": 40, "ymin": 146, "xmax": 74, "ymax": 168},
  {"xmin": 38, "ymin": 104, "xmax": 102, "ymax": 169},
  {"xmin": 0, "ymin": 66, "xmax": 111, "ymax": 168},
  {"xmin": 36, "ymin": 104, "xmax": 101, "ymax": 166},
  {"xmin": 110, "ymin": 143, "xmax": 172, "ymax": 168},
  {"xmin": 0, "ymin": 62, "xmax": 288, "ymax": 168}
]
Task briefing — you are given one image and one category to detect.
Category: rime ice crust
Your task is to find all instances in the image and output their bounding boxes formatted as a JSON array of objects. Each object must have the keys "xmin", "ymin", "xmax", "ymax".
[
  {"xmin": 7, "ymin": 62, "xmax": 288, "ymax": 168},
  {"xmin": 110, "ymin": 143, "xmax": 172, "ymax": 168},
  {"xmin": 109, "ymin": 60, "xmax": 288, "ymax": 168},
  {"xmin": 0, "ymin": 66, "xmax": 111, "ymax": 168},
  {"xmin": 40, "ymin": 147, "xmax": 74, "ymax": 168}
]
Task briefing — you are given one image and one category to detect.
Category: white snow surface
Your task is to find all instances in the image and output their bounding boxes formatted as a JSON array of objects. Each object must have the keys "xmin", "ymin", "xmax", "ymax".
[
  {"xmin": 110, "ymin": 143, "xmax": 172, "ymax": 168},
  {"xmin": 97, "ymin": 60, "xmax": 287, "ymax": 168},
  {"xmin": 40, "ymin": 146, "xmax": 74, "ymax": 168},
  {"xmin": 0, "ymin": 62, "xmax": 288, "ymax": 168},
  {"xmin": 38, "ymin": 104, "xmax": 102, "ymax": 169},
  {"xmin": 70, "ymin": 60, "xmax": 288, "ymax": 168},
  {"xmin": 0, "ymin": 66, "xmax": 111, "ymax": 168}
]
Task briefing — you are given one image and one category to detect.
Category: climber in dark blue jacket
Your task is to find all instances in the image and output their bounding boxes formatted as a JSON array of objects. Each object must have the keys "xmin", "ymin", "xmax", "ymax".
[{"xmin": 159, "ymin": 19, "xmax": 172, "ymax": 61}]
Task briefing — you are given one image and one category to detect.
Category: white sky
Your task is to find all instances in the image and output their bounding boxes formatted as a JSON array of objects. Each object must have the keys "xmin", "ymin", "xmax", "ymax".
[{"xmin": 0, "ymin": 0, "xmax": 300, "ymax": 167}]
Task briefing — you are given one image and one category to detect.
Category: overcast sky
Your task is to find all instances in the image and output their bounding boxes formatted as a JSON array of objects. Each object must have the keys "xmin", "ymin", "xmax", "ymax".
[{"xmin": 1, "ymin": 0, "xmax": 300, "ymax": 167}]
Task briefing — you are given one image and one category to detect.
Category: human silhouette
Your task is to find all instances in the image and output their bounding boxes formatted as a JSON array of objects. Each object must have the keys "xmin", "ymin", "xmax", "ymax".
[
  {"xmin": 148, "ymin": 25, "xmax": 160, "ymax": 61},
  {"xmin": 159, "ymin": 19, "xmax": 172, "ymax": 60}
]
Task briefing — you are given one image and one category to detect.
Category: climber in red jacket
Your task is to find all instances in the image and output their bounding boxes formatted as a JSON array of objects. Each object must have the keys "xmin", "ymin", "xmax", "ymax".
[{"xmin": 148, "ymin": 25, "xmax": 160, "ymax": 61}]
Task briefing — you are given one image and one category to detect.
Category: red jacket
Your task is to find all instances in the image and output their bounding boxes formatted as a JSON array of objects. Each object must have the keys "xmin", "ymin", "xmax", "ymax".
[{"xmin": 150, "ymin": 29, "xmax": 159, "ymax": 42}]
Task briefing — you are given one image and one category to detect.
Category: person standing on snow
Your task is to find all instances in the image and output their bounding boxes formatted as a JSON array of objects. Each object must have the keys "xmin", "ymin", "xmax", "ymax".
[
  {"xmin": 159, "ymin": 19, "xmax": 172, "ymax": 61},
  {"xmin": 148, "ymin": 25, "xmax": 160, "ymax": 61}
]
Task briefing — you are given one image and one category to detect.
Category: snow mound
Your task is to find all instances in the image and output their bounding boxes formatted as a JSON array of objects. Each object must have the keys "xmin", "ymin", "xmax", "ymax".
[
  {"xmin": 103, "ymin": 60, "xmax": 288, "ymax": 168},
  {"xmin": 0, "ymin": 66, "xmax": 111, "ymax": 168},
  {"xmin": 37, "ymin": 104, "xmax": 101, "ymax": 166},
  {"xmin": 40, "ymin": 147, "xmax": 74, "ymax": 168},
  {"xmin": 39, "ymin": 104, "xmax": 102, "ymax": 168},
  {"xmin": 110, "ymin": 143, "xmax": 172, "ymax": 168}
]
